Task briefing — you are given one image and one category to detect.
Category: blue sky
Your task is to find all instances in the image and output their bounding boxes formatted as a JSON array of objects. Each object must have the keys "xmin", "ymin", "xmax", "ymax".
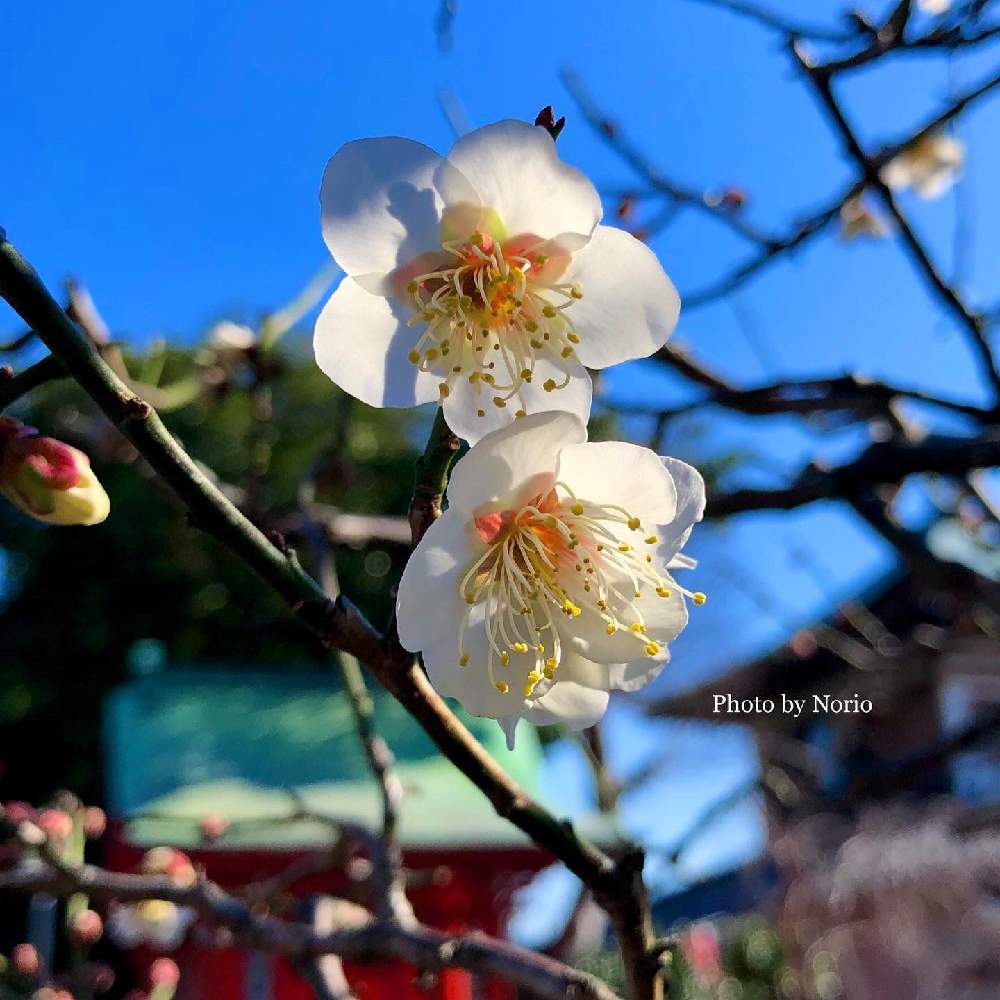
[{"xmin": 3, "ymin": 0, "xmax": 999, "ymax": 922}]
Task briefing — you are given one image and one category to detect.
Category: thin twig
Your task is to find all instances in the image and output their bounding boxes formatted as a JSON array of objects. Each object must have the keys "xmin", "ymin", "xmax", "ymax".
[
  {"xmin": 0, "ymin": 235, "xmax": 655, "ymax": 1000},
  {"xmin": 792, "ymin": 44, "xmax": 1000, "ymax": 404},
  {"xmin": 0, "ymin": 354, "xmax": 66, "ymax": 411}
]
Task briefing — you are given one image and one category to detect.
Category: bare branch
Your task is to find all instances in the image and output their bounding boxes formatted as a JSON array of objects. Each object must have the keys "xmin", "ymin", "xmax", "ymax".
[
  {"xmin": 679, "ymin": 0, "xmax": 864, "ymax": 42},
  {"xmin": 707, "ymin": 433, "xmax": 1000, "ymax": 517},
  {"xmin": 0, "ymin": 235, "xmax": 658, "ymax": 1000},
  {"xmin": 793, "ymin": 45, "xmax": 1000, "ymax": 403},
  {"xmin": 0, "ymin": 853, "xmax": 621, "ymax": 1000},
  {"xmin": 0, "ymin": 354, "xmax": 66, "ymax": 411}
]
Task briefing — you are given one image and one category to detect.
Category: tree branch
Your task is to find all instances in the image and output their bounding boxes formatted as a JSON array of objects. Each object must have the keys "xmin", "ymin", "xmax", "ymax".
[
  {"xmin": 792, "ymin": 45, "xmax": 1000, "ymax": 403},
  {"xmin": 707, "ymin": 433, "xmax": 1000, "ymax": 517},
  {"xmin": 0, "ymin": 354, "xmax": 66, "ymax": 411},
  {"xmin": 0, "ymin": 236, "xmax": 658, "ymax": 999},
  {"xmin": 0, "ymin": 852, "xmax": 620, "ymax": 1000}
]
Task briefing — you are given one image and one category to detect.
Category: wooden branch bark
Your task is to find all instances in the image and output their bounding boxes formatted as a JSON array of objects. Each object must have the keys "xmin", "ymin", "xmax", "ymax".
[
  {"xmin": 707, "ymin": 433, "xmax": 1000, "ymax": 517},
  {"xmin": 0, "ymin": 235, "xmax": 658, "ymax": 1000},
  {"xmin": 0, "ymin": 852, "xmax": 621, "ymax": 1000}
]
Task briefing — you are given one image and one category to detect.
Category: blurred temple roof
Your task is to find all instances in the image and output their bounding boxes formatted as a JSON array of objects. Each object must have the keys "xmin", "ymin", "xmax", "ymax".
[{"xmin": 105, "ymin": 669, "xmax": 619, "ymax": 850}]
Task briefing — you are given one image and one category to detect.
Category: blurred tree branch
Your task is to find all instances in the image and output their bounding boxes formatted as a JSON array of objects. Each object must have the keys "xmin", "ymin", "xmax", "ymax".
[
  {"xmin": 0, "ymin": 236, "xmax": 662, "ymax": 1000},
  {"xmin": 0, "ymin": 824, "xmax": 621, "ymax": 1000}
]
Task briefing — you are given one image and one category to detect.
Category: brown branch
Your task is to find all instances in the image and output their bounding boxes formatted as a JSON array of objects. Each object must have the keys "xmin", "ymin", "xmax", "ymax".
[
  {"xmin": 561, "ymin": 68, "xmax": 782, "ymax": 247},
  {"xmin": 631, "ymin": 369, "xmax": 993, "ymax": 422},
  {"xmin": 0, "ymin": 236, "xmax": 658, "ymax": 998},
  {"xmin": 0, "ymin": 853, "xmax": 621, "ymax": 1000},
  {"xmin": 707, "ymin": 433, "xmax": 1000, "ymax": 517},
  {"xmin": 793, "ymin": 45, "xmax": 1000, "ymax": 403},
  {"xmin": 678, "ymin": 0, "xmax": 865, "ymax": 43},
  {"xmin": 0, "ymin": 354, "xmax": 66, "ymax": 411}
]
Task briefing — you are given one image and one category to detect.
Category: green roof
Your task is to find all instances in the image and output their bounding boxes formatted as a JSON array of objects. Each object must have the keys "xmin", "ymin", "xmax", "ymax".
[{"xmin": 106, "ymin": 670, "xmax": 618, "ymax": 850}]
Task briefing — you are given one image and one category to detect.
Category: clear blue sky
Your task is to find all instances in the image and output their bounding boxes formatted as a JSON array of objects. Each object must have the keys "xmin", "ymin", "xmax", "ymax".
[{"xmin": 3, "ymin": 0, "xmax": 999, "ymax": 921}]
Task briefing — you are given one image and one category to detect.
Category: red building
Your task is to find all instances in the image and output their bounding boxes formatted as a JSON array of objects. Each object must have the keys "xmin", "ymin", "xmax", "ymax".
[{"xmin": 103, "ymin": 669, "xmax": 614, "ymax": 999}]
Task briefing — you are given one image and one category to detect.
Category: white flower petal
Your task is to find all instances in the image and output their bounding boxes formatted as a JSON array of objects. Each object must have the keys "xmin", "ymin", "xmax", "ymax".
[
  {"xmin": 560, "ymin": 226, "xmax": 680, "ymax": 369},
  {"xmin": 446, "ymin": 121, "xmax": 602, "ymax": 242},
  {"xmin": 320, "ymin": 137, "xmax": 479, "ymax": 278},
  {"xmin": 442, "ymin": 352, "xmax": 593, "ymax": 445},
  {"xmin": 397, "ymin": 508, "xmax": 481, "ymax": 653},
  {"xmin": 657, "ymin": 457, "xmax": 706, "ymax": 566},
  {"xmin": 421, "ymin": 603, "xmax": 550, "ymax": 720},
  {"xmin": 522, "ymin": 680, "xmax": 610, "ymax": 730},
  {"xmin": 561, "ymin": 649, "xmax": 670, "ymax": 694},
  {"xmin": 556, "ymin": 441, "xmax": 678, "ymax": 525},
  {"xmin": 445, "ymin": 410, "xmax": 586, "ymax": 515},
  {"xmin": 560, "ymin": 579, "xmax": 688, "ymax": 664},
  {"xmin": 314, "ymin": 278, "xmax": 439, "ymax": 408}
]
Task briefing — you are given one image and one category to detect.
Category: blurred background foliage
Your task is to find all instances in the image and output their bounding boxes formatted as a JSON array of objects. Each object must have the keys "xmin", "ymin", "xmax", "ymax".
[{"xmin": 0, "ymin": 316, "xmax": 425, "ymax": 800}]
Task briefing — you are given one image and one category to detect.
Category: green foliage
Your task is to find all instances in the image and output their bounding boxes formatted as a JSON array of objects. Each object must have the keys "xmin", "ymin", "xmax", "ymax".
[{"xmin": 0, "ymin": 329, "xmax": 422, "ymax": 800}]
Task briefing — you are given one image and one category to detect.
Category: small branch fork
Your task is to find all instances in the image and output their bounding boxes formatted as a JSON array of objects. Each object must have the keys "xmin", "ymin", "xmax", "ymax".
[
  {"xmin": 0, "ymin": 238, "xmax": 660, "ymax": 998},
  {"xmin": 565, "ymin": 2, "xmax": 1000, "ymax": 540},
  {"xmin": 0, "ymin": 826, "xmax": 620, "ymax": 1000}
]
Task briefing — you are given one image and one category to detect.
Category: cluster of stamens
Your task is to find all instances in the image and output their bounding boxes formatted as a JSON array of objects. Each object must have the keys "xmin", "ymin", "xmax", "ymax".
[
  {"xmin": 403, "ymin": 231, "xmax": 584, "ymax": 417},
  {"xmin": 457, "ymin": 484, "xmax": 706, "ymax": 698}
]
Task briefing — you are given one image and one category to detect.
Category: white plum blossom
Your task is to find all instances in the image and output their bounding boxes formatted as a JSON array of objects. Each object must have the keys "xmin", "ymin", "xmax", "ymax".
[
  {"xmin": 839, "ymin": 193, "xmax": 889, "ymax": 241},
  {"xmin": 396, "ymin": 411, "xmax": 705, "ymax": 746},
  {"xmin": 918, "ymin": 0, "xmax": 951, "ymax": 13},
  {"xmin": 880, "ymin": 131, "xmax": 964, "ymax": 199},
  {"xmin": 314, "ymin": 120, "xmax": 680, "ymax": 443}
]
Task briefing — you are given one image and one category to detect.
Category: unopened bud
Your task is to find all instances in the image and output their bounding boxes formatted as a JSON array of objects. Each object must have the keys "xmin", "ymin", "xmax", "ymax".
[
  {"xmin": 37, "ymin": 808, "xmax": 73, "ymax": 843},
  {"xmin": 70, "ymin": 909, "xmax": 104, "ymax": 946},
  {"xmin": 83, "ymin": 806, "xmax": 107, "ymax": 839},
  {"xmin": 0, "ymin": 428, "xmax": 109, "ymax": 526},
  {"xmin": 149, "ymin": 957, "xmax": 180, "ymax": 989},
  {"xmin": 11, "ymin": 942, "xmax": 40, "ymax": 978},
  {"xmin": 198, "ymin": 814, "xmax": 229, "ymax": 842}
]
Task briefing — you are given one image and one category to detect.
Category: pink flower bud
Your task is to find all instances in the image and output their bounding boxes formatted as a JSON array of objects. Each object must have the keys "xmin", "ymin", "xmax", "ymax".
[
  {"xmin": 141, "ymin": 847, "xmax": 196, "ymax": 886},
  {"xmin": 719, "ymin": 187, "xmax": 747, "ymax": 210},
  {"xmin": 82, "ymin": 807, "xmax": 107, "ymax": 839},
  {"xmin": 87, "ymin": 963, "xmax": 115, "ymax": 994},
  {"xmin": 4, "ymin": 801, "xmax": 37, "ymax": 825},
  {"xmin": 70, "ymin": 909, "xmax": 104, "ymax": 946},
  {"xmin": 12, "ymin": 942, "xmax": 41, "ymax": 978},
  {"xmin": 0, "ymin": 431, "xmax": 109, "ymax": 526},
  {"xmin": 37, "ymin": 809, "xmax": 74, "ymax": 844},
  {"xmin": 149, "ymin": 958, "xmax": 180, "ymax": 988},
  {"xmin": 198, "ymin": 814, "xmax": 229, "ymax": 842}
]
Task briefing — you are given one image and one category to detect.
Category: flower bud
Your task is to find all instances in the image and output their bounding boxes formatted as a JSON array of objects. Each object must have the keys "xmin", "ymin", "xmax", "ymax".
[
  {"xmin": 37, "ymin": 808, "xmax": 73, "ymax": 844},
  {"xmin": 149, "ymin": 958, "xmax": 180, "ymax": 989},
  {"xmin": 70, "ymin": 909, "xmax": 104, "ymax": 946},
  {"xmin": 0, "ymin": 428, "xmax": 109, "ymax": 526},
  {"xmin": 12, "ymin": 942, "xmax": 41, "ymax": 978},
  {"xmin": 198, "ymin": 814, "xmax": 229, "ymax": 842},
  {"xmin": 4, "ymin": 801, "xmax": 37, "ymax": 825},
  {"xmin": 82, "ymin": 807, "xmax": 107, "ymax": 839}
]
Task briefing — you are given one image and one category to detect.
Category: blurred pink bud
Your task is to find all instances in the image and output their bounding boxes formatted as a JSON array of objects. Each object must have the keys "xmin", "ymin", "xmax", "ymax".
[
  {"xmin": 790, "ymin": 630, "xmax": 818, "ymax": 658},
  {"xmin": 0, "ymin": 431, "xmax": 109, "ymax": 526},
  {"xmin": 719, "ymin": 187, "xmax": 747, "ymax": 210},
  {"xmin": 70, "ymin": 909, "xmax": 103, "ymax": 946},
  {"xmin": 141, "ymin": 847, "xmax": 196, "ymax": 887},
  {"xmin": 12, "ymin": 942, "xmax": 41, "ymax": 978},
  {"xmin": 615, "ymin": 193, "xmax": 635, "ymax": 219},
  {"xmin": 683, "ymin": 924, "xmax": 722, "ymax": 986},
  {"xmin": 82, "ymin": 807, "xmax": 107, "ymax": 839},
  {"xmin": 37, "ymin": 809, "xmax": 73, "ymax": 843},
  {"xmin": 198, "ymin": 814, "xmax": 229, "ymax": 842},
  {"xmin": 149, "ymin": 958, "xmax": 181, "ymax": 988},
  {"xmin": 87, "ymin": 963, "xmax": 115, "ymax": 994},
  {"xmin": 5, "ymin": 801, "xmax": 37, "ymax": 825}
]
